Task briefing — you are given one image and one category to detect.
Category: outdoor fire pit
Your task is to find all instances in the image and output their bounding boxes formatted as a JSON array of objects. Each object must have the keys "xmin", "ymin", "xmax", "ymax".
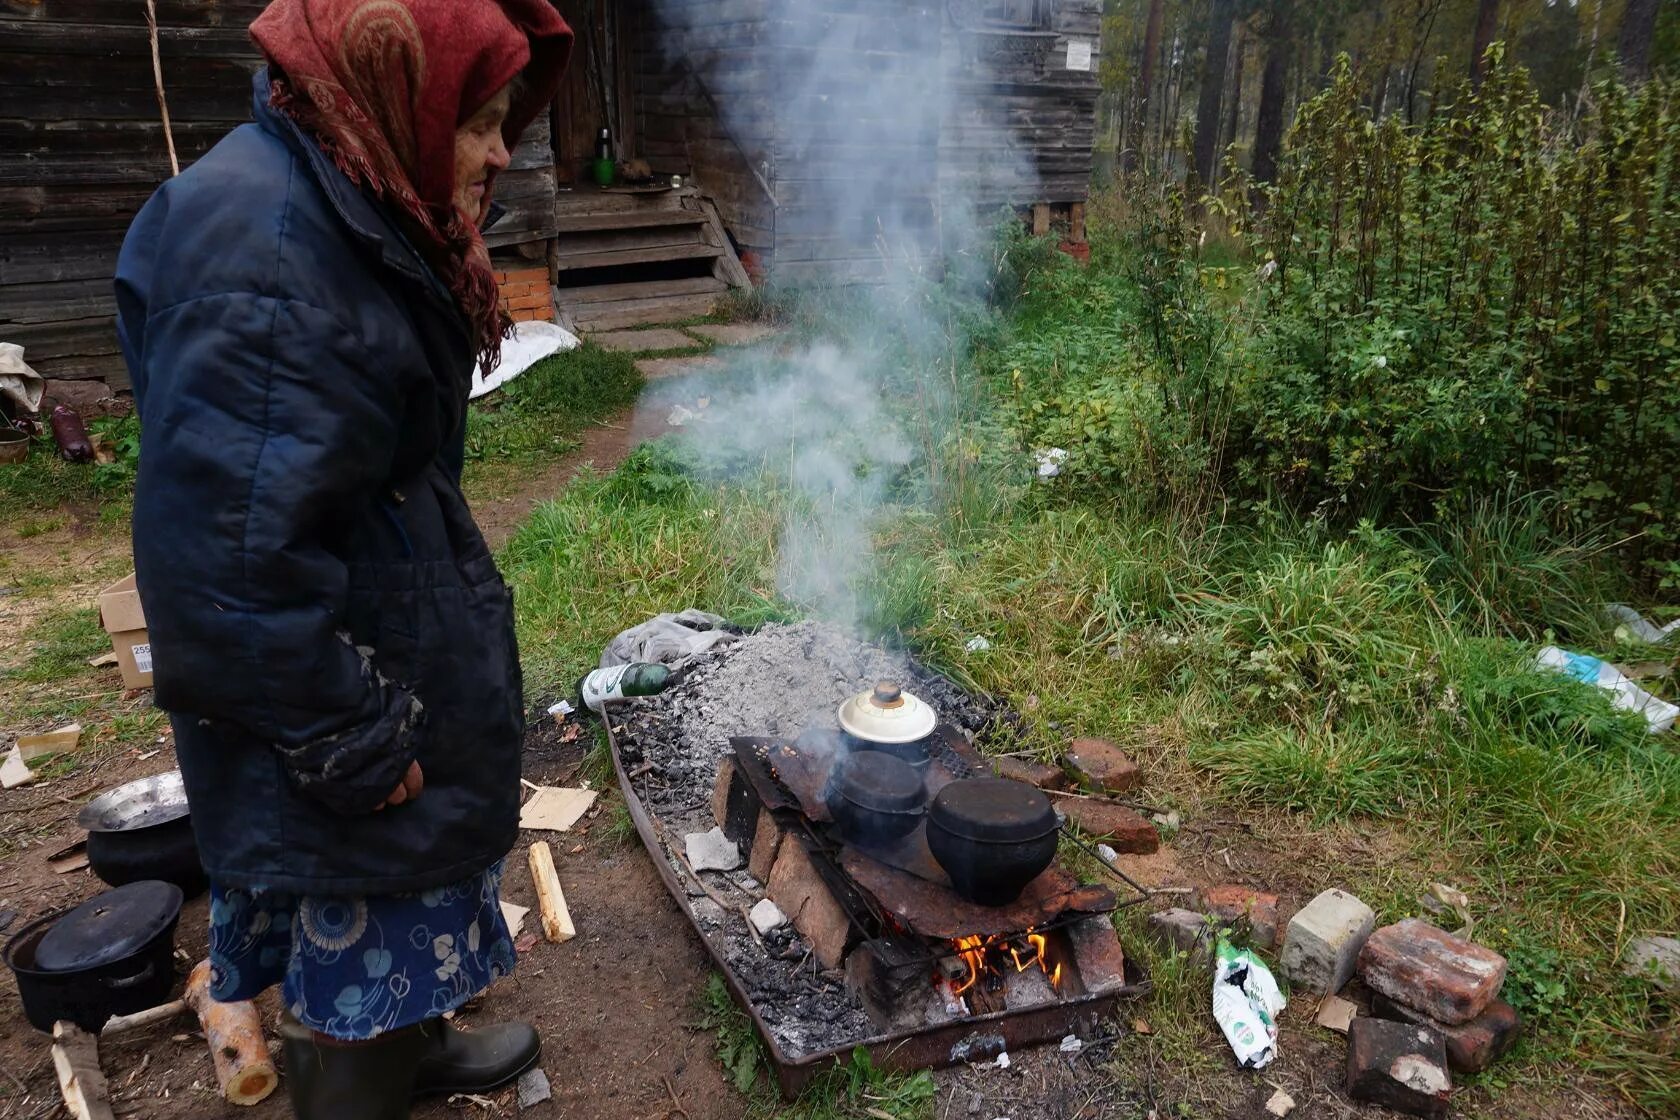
[{"xmin": 604, "ymin": 622, "xmax": 1150, "ymax": 1096}]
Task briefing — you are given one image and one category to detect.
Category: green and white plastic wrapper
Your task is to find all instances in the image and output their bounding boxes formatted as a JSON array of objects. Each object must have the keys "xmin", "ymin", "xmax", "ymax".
[{"xmin": 1212, "ymin": 940, "xmax": 1286, "ymax": 1068}]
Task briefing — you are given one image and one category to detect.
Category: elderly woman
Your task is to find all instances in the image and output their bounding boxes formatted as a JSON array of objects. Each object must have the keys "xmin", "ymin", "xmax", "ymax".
[{"xmin": 113, "ymin": 2, "xmax": 571, "ymax": 1116}]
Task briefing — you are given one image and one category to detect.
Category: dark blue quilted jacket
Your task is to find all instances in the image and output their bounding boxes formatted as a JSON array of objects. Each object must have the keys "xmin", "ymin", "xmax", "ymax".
[{"xmin": 114, "ymin": 70, "xmax": 524, "ymax": 894}]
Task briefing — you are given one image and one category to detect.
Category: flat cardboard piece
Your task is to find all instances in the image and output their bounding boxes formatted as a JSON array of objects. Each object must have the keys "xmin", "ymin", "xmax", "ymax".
[
  {"xmin": 1316, "ymin": 993, "xmax": 1359, "ymax": 1034},
  {"xmin": 18, "ymin": 723, "xmax": 81, "ymax": 763},
  {"xmin": 1, "ymin": 746, "xmax": 36, "ymax": 789},
  {"xmin": 519, "ymin": 786, "xmax": 597, "ymax": 832},
  {"xmin": 499, "ymin": 901, "xmax": 530, "ymax": 940}
]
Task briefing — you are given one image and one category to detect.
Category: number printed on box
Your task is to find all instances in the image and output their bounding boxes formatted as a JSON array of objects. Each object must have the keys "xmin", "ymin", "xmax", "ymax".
[{"xmin": 132, "ymin": 643, "xmax": 153, "ymax": 674}]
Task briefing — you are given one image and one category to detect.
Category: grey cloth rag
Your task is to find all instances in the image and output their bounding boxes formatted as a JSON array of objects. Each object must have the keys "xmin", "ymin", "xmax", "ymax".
[{"xmin": 600, "ymin": 609, "xmax": 739, "ymax": 670}]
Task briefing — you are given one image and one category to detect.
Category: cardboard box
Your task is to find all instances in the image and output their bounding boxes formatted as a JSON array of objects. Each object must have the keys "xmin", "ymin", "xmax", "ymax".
[{"xmin": 97, "ymin": 573, "xmax": 153, "ymax": 689}]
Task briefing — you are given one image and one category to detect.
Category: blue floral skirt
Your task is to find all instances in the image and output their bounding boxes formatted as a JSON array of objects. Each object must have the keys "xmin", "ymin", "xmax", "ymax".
[{"xmin": 207, "ymin": 860, "xmax": 515, "ymax": 1040}]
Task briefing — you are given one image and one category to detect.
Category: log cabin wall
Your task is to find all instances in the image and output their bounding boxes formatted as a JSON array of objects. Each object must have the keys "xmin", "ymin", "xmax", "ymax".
[
  {"xmin": 0, "ymin": 0, "xmax": 559, "ymax": 394},
  {"xmin": 630, "ymin": 0, "xmax": 1097, "ymax": 287},
  {"xmin": 942, "ymin": 0, "xmax": 1101, "ymax": 213},
  {"xmin": 629, "ymin": 0, "xmax": 777, "ymax": 259}
]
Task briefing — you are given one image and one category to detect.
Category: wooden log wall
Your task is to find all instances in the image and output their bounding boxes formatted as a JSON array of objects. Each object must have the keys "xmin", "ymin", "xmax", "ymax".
[
  {"xmin": 1, "ymin": 0, "xmax": 557, "ymax": 392},
  {"xmin": 630, "ymin": 0, "xmax": 1098, "ymax": 286},
  {"xmin": 942, "ymin": 0, "xmax": 1103, "ymax": 212}
]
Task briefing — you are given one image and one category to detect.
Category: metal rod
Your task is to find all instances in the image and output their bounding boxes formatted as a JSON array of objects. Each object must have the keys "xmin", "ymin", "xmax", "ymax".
[{"xmin": 1059, "ymin": 827, "xmax": 1152, "ymax": 906}]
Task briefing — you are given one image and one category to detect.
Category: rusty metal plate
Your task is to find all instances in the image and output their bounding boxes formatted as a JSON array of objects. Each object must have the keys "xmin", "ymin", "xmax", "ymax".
[{"xmin": 841, "ymin": 848, "xmax": 1116, "ymax": 939}]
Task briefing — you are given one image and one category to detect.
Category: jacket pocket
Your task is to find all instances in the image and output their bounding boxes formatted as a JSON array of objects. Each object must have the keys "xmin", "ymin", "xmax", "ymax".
[{"xmin": 344, "ymin": 563, "xmax": 423, "ymax": 687}]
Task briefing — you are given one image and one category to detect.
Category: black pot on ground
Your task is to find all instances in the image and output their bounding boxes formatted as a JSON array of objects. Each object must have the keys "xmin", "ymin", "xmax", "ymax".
[
  {"xmin": 77, "ymin": 772, "xmax": 207, "ymax": 898},
  {"xmin": 926, "ymin": 778, "xmax": 1060, "ymax": 906},
  {"xmin": 824, "ymin": 750, "xmax": 927, "ymax": 846},
  {"xmin": 4, "ymin": 880, "xmax": 183, "ymax": 1032}
]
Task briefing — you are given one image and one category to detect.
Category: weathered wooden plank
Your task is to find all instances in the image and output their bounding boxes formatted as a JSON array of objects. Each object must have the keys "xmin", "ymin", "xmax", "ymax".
[
  {"xmin": 556, "ymin": 209, "xmax": 707, "ymax": 234},
  {"xmin": 0, "ymin": 277, "xmax": 115, "ymax": 324},
  {"xmin": 555, "ymin": 276, "xmax": 725, "ymax": 304},
  {"xmin": 554, "ymin": 242, "xmax": 723, "ymax": 271},
  {"xmin": 0, "ymin": 232, "xmax": 120, "ymax": 285},
  {"xmin": 557, "ymin": 226, "xmax": 707, "ymax": 259},
  {"xmin": 0, "ymin": 184, "xmax": 157, "ymax": 232},
  {"xmin": 0, "ymin": 1, "xmax": 268, "ymax": 26},
  {"xmin": 567, "ymin": 291, "xmax": 722, "ymax": 332}
]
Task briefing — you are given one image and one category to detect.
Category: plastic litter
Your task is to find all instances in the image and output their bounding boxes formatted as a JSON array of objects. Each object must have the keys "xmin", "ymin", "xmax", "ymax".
[
  {"xmin": 470, "ymin": 320, "xmax": 578, "ymax": 399},
  {"xmin": 1033, "ymin": 447, "xmax": 1068, "ymax": 478},
  {"xmin": 1212, "ymin": 939, "xmax": 1286, "ymax": 1069},
  {"xmin": 1058, "ymin": 1034, "xmax": 1083, "ymax": 1053},
  {"xmin": 965, "ymin": 636, "xmax": 992, "ymax": 653},
  {"xmin": 1535, "ymin": 645, "xmax": 1679, "ymax": 732},
  {"xmin": 0, "ymin": 342, "xmax": 44, "ymax": 415},
  {"xmin": 1604, "ymin": 603, "xmax": 1680, "ymax": 645}
]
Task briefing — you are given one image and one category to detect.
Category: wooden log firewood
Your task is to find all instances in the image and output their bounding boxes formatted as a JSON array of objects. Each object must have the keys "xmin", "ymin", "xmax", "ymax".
[
  {"xmin": 181, "ymin": 961, "xmax": 278, "ymax": 1106},
  {"xmin": 51, "ymin": 1021, "xmax": 115, "ymax": 1120},
  {"xmin": 100, "ymin": 999, "xmax": 186, "ymax": 1036},
  {"xmin": 527, "ymin": 841, "xmax": 576, "ymax": 943}
]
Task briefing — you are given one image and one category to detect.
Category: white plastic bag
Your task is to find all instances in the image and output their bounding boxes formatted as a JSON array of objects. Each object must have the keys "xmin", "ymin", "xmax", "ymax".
[
  {"xmin": 0, "ymin": 342, "xmax": 44, "ymax": 415},
  {"xmin": 470, "ymin": 320, "xmax": 579, "ymax": 399},
  {"xmin": 1212, "ymin": 940, "xmax": 1285, "ymax": 1069},
  {"xmin": 1535, "ymin": 645, "xmax": 1679, "ymax": 733}
]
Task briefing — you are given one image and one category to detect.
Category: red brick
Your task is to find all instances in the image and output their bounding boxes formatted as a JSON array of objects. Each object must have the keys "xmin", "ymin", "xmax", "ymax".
[
  {"xmin": 1196, "ymin": 884, "xmax": 1282, "ymax": 949},
  {"xmin": 1346, "ymin": 1017, "xmax": 1452, "ymax": 1118},
  {"xmin": 1371, "ymin": 994, "xmax": 1521, "ymax": 1074},
  {"xmin": 1066, "ymin": 914, "xmax": 1128, "ymax": 993},
  {"xmin": 1051, "ymin": 795, "xmax": 1158, "ymax": 852},
  {"xmin": 710, "ymin": 757, "xmax": 737, "ymax": 831},
  {"xmin": 1359, "ymin": 919, "xmax": 1507, "ymax": 1026},
  {"xmin": 990, "ymin": 755, "xmax": 1069, "ymax": 791},
  {"xmin": 767, "ymin": 837, "xmax": 852, "ymax": 969},
  {"xmin": 1065, "ymin": 738, "xmax": 1141, "ymax": 793},
  {"xmin": 505, "ymin": 293, "xmax": 548, "ymax": 312},
  {"xmin": 504, "ymin": 266, "xmax": 548, "ymax": 283},
  {"xmin": 746, "ymin": 808, "xmax": 784, "ymax": 883}
]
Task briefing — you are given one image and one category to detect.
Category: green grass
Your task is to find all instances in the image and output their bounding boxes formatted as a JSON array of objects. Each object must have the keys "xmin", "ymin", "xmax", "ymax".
[
  {"xmin": 695, "ymin": 972, "xmax": 936, "ymax": 1119},
  {"xmin": 495, "ymin": 229, "xmax": 1680, "ymax": 1115},
  {"xmin": 462, "ymin": 342, "xmax": 644, "ymax": 500},
  {"xmin": 6, "ymin": 605, "xmax": 107, "ymax": 686}
]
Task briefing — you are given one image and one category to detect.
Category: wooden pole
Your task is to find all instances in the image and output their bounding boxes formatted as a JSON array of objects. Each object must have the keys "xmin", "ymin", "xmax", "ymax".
[{"xmin": 144, "ymin": 0, "xmax": 180, "ymax": 176}]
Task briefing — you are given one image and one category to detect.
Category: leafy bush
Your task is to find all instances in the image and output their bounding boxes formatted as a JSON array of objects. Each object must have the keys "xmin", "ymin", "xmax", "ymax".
[{"xmin": 1246, "ymin": 56, "xmax": 1680, "ymax": 575}]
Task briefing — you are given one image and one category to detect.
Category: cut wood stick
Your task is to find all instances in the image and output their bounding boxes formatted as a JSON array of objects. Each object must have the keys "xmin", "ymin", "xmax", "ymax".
[
  {"xmin": 101, "ymin": 999, "xmax": 186, "ymax": 1037},
  {"xmin": 182, "ymin": 962, "xmax": 277, "ymax": 1106},
  {"xmin": 527, "ymin": 841, "xmax": 576, "ymax": 943},
  {"xmin": 52, "ymin": 1021, "xmax": 114, "ymax": 1120}
]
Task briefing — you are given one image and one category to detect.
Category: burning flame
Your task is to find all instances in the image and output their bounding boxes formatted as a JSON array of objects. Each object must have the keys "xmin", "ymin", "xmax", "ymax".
[{"xmin": 949, "ymin": 928, "xmax": 1061, "ymax": 997}]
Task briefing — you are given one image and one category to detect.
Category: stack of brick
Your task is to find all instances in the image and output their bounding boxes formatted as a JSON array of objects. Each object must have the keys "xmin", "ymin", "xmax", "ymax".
[
  {"xmin": 1357, "ymin": 918, "xmax": 1520, "ymax": 1076},
  {"xmin": 496, "ymin": 266, "xmax": 553, "ymax": 324}
]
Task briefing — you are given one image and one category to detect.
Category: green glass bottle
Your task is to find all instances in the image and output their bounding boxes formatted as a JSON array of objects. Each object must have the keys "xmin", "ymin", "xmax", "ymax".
[{"xmin": 576, "ymin": 662, "xmax": 672, "ymax": 713}]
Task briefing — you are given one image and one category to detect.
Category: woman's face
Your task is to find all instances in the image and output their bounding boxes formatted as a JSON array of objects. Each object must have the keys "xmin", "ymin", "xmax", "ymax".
[{"xmin": 454, "ymin": 84, "xmax": 514, "ymax": 224}]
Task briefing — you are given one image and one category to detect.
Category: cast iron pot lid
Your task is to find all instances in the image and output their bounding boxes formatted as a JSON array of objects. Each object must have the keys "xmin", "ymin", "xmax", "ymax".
[
  {"xmin": 77, "ymin": 771, "xmax": 190, "ymax": 833},
  {"xmin": 929, "ymin": 778, "xmax": 1058, "ymax": 842},
  {"xmin": 833, "ymin": 750, "xmax": 926, "ymax": 813},
  {"xmin": 34, "ymin": 881, "xmax": 183, "ymax": 973},
  {"xmin": 837, "ymin": 681, "xmax": 937, "ymax": 745}
]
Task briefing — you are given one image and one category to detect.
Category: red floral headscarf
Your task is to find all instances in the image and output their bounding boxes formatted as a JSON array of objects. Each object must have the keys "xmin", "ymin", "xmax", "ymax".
[{"xmin": 250, "ymin": 0, "xmax": 572, "ymax": 372}]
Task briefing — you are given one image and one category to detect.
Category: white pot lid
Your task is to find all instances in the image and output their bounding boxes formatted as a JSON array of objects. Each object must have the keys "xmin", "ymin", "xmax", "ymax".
[{"xmin": 837, "ymin": 681, "xmax": 937, "ymax": 744}]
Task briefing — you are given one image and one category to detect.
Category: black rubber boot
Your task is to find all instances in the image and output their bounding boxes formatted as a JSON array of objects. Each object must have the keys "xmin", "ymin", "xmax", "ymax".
[
  {"xmin": 281, "ymin": 1018, "xmax": 428, "ymax": 1120},
  {"xmin": 412, "ymin": 1018, "xmax": 542, "ymax": 1097}
]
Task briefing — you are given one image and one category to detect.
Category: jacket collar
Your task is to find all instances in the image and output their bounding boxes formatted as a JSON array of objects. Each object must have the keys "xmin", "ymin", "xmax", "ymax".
[{"xmin": 250, "ymin": 69, "xmax": 453, "ymax": 302}]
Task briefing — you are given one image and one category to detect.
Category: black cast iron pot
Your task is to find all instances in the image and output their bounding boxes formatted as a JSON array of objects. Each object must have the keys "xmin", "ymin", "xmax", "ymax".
[
  {"xmin": 823, "ymin": 750, "xmax": 927, "ymax": 846},
  {"xmin": 4, "ymin": 880, "xmax": 183, "ymax": 1032},
  {"xmin": 926, "ymin": 777, "xmax": 1060, "ymax": 906},
  {"xmin": 77, "ymin": 772, "xmax": 207, "ymax": 898}
]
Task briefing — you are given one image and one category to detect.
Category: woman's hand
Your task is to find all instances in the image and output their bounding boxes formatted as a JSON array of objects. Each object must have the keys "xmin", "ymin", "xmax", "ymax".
[{"xmin": 375, "ymin": 761, "xmax": 424, "ymax": 811}]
